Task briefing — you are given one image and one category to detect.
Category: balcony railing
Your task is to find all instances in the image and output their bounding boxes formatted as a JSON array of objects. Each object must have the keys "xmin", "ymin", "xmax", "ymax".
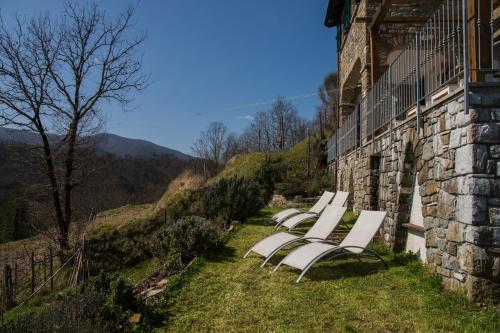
[{"xmin": 328, "ymin": 0, "xmax": 499, "ymax": 164}]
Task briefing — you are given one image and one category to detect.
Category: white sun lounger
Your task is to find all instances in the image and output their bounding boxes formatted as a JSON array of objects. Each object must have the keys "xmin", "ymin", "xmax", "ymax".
[
  {"xmin": 270, "ymin": 191, "xmax": 335, "ymax": 225},
  {"xmin": 273, "ymin": 210, "xmax": 387, "ymax": 283},
  {"xmin": 275, "ymin": 191, "xmax": 349, "ymax": 230},
  {"xmin": 244, "ymin": 205, "xmax": 348, "ymax": 267}
]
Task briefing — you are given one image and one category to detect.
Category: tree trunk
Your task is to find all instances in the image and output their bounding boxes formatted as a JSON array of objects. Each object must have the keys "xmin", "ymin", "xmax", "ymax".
[
  {"xmin": 62, "ymin": 118, "xmax": 79, "ymax": 247},
  {"xmin": 38, "ymin": 125, "xmax": 68, "ymax": 250}
]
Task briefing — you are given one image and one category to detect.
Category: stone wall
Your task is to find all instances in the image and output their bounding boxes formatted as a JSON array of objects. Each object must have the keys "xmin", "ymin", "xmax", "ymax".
[{"xmin": 332, "ymin": 87, "xmax": 500, "ymax": 300}]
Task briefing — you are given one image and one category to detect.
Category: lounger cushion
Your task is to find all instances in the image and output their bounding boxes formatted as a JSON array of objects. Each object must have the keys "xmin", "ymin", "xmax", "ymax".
[
  {"xmin": 251, "ymin": 232, "xmax": 300, "ymax": 257},
  {"xmin": 280, "ymin": 242, "xmax": 337, "ymax": 271},
  {"xmin": 272, "ymin": 208, "xmax": 297, "ymax": 221},
  {"xmin": 280, "ymin": 212, "xmax": 317, "ymax": 229}
]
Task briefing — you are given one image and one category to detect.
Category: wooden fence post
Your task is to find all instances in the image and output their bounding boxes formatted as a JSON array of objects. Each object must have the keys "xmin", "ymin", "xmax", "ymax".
[
  {"xmin": 4, "ymin": 264, "xmax": 13, "ymax": 308},
  {"xmin": 31, "ymin": 251, "xmax": 35, "ymax": 294},
  {"xmin": 43, "ymin": 254, "xmax": 47, "ymax": 292},
  {"xmin": 49, "ymin": 247, "xmax": 54, "ymax": 291},
  {"xmin": 14, "ymin": 262, "xmax": 17, "ymax": 300}
]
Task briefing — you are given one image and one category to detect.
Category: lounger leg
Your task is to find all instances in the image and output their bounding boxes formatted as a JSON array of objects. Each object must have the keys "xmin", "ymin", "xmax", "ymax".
[
  {"xmin": 294, "ymin": 248, "xmax": 346, "ymax": 283},
  {"xmin": 243, "ymin": 248, "xmax": 253, "ymax": 258},
  {"xmin": 272, "ymin": 259, "xmax": 285, "ymax": 272},
  {"xmin": 361, "ymin": 248, "xmax": 389, "ymax": 268},
  {"xmin": 260, "ymin": 239, "xmax": 305, "ymax": 268}
]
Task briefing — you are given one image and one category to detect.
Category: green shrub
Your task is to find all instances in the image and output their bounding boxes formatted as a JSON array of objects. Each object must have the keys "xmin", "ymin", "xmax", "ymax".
[
  {"xmin": 305, "ymin": 173, "xmax": 331, "ymax": 196},
  {"xmin": 201, "ymin": 177, "xmax": 263, "ymax": 227},
  {"xmin": 163, "ymin": 188, "xmax": 203, "ymax": 221},
  {"xmin": 0, "ymin": 290, "xmax": 112, "ymax": 333},
  {"xmin": 254, "ymin": 156, "xmax": 284, "ymax": 202},
  {"xmin": 152, "ymin": 216, "xmax": 222, "ymax": 271},
  {"xmin": 0, "ymin": 273, "xmax": 141, "ymax": 333},
  {"xmin": 275, "ymin": 181, "xmax": 306, "ymax": 199},
  {"xmin": 86, "ymin": 216, "xmax": 161, "ymax": 271}
]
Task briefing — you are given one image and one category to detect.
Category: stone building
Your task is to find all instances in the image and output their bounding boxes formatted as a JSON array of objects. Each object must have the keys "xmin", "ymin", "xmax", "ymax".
[{"xmin": 325, "ymin": 0, "xmax": 500, "ymax": 299}]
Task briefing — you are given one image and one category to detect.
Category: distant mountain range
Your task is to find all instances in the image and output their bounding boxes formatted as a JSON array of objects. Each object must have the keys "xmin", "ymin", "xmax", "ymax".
[{"xmin": 0, "ymin": 127, "xmax": 191, "ymax": 160}]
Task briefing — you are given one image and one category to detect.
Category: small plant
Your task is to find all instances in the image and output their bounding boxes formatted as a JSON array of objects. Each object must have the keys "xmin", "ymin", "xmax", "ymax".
[
  {"xmin": 152, "ymin": 216, "xmax": 222, "ymax": 271},
  {"xmin": 201, "ymin": 177, "xmax": 263, "ymax": 227}
]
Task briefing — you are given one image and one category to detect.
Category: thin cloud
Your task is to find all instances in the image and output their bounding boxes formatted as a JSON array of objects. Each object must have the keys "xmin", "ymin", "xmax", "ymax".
[{"xmin": 237, "ymin": 115, "xmax": 254, "ymax": 121}]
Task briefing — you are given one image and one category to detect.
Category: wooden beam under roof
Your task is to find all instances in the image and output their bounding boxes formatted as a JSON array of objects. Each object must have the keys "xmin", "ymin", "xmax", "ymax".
[{"xmin": 370, "ymin": 0, "xmax": 398, "ymax": 29}]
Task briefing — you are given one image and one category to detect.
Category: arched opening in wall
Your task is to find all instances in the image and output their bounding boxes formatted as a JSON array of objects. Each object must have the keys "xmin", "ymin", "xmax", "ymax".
[
  {"xmin": 395, "ymin": 144, "xmax": 426, "ymax": 261},
  {"xmin": 368, "ymin": 156, "xmax": 381, "ymax": 210}
]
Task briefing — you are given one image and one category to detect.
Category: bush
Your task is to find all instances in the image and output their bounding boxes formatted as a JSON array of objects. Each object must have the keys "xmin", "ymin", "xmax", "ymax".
[
  {"xmin": 152, "ymin": 216, "xmax": 222, "ymax": 271},
  {"xmin": 162, "ymin": 188, "xmax": 203, "ymax": 221},
  {"xmin": 85, "ymin": 216, "xmax": 161, "ymax": 271},
  {"xmin": 201, "ymin": 177, "xmax": 264, "ymax": 227},
  {"xmin": 1, "ymin": 273, "xmax": 141, "ymax": 333},
  {"xmin": 0, "ymin": 290, "xmax": 112, "ymax": 333},
  {"xmin": 275, "ymin": 181, "xmax": 306, "ymax": 199},
  {"xmin": 254, "ymin": 156, "xmax": 283, "ymax": 202}
]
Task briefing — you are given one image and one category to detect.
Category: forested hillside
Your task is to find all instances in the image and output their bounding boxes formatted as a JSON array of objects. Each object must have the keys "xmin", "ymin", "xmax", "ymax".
[{"xmin": 0, "ymin": 142, "xmax": 190, "ymax": 243}]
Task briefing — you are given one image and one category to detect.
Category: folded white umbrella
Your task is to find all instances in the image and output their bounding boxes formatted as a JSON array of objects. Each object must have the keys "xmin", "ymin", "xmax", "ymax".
[
  {"xmin": 273, "ymin": 210, "xmax": 387, "ymax": 283},
  {"xmin": 276, "ymin": 191, "xmax": 349, "ymax": 230},
  {"xmin": 270, "ymin": 191, "xmax": 335, "ymax": 225},
  {"xmin": 244, "ymin": 205, "xmax": 348, "ymax": 267}
]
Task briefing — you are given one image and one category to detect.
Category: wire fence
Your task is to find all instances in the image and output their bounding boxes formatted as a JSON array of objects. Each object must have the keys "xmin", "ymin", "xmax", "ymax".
[{"xmin": 328, "ymin": 0, "xmax": 499, "ymax": 164}]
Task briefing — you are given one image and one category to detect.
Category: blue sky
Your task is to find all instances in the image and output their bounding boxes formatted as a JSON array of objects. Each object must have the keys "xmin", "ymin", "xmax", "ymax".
[{"xmin": 2, "ymin": 0, "xmax": 337, "ymax": 154}]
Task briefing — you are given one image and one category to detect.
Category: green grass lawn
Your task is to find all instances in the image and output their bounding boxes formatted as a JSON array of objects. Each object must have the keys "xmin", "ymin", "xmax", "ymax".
[{"xmin": 159, "ymin": 208, "xmax": 500, "ymax": 333}]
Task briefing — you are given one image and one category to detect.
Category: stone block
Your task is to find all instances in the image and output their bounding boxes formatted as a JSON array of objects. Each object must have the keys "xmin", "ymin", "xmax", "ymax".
[
  {"xmin": 442, "ymin": 179, "xmax": 458, "ymax": 194},
  {"xmin": 442, "ymin": 253, "xmax": 458, "ymax": 270},
  {"xmin": 436, "ymin": 266, "xmax": 452, "ymax": 278},
  {"xmin": 464, "ymin": 226, "xmax": 493, "ymax": 245},
  {"xmin": 447, "ymin": 242, "xmax": 458, "ymax": 256},
  {"xmin": 453, "ymin": 272, "xmax": 466, "ymax": 282},
  {"xmin": 436, "ymin": 191, "xmax": 456, "ymax": 220},
  {"xmin": 458, "ymin": 244, "xmax": 489, "ymax": 275},
  {"xmin": 425, "ymin": 180, "xmax": 439, "ymax": 196},
  {"xmin": 456, "ymin": 176, "xmax": 491, "ymax": 195},
  {"xmin": 467, "ymin": 123, "xmax": 500, "ymax": 144},
  {"xmin": 456, "ymin": 110, "xmax": 471, "ymax": 127},
  {"xmin": 455, "ymin": 195, "xmax": 487, "ymax": 225},
  {"xmin": 493, "ymin": 228, "xmax": 500, "ymax": 247},
  {"xmin": 449, "ymin": 129, "xmax": 462, "ymax": 148},
  {"xmin": 422, "ymin": 144, "xmax": 434, "ymax": 161},
  {"xmin": 490, "ymin": 145, "xmax": 500, "ymax": 159},
  {"xmin": 489, "ymin": 208, "xmax": 500, "ymax": 226},
  {"xmin": 447, "ymin": 222, "xmax": 464, "ymax": 242},
  {"xmin": 438, "ymin": 239, "xmax": 447, "ymax": 251},
  {"xmin": 426, "ymin": 228, "xmax": 438, "ymax": 247},
  {"xmin": 455, "ymin": 144, "xmax": 488, "ymax": 175}
]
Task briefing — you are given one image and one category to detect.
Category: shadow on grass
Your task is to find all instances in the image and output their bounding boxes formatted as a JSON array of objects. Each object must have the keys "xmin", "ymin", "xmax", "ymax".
[
  {"xmin": 254, "ymin": 250, "xmax": 422, "ymax": 283},
  {"xmin": 243, "ymin": 210, "xmax": 275, "ymax": 226},
  {"xmin": 207, "ymin": 244, "xmax": 237, "ymax": 263}
]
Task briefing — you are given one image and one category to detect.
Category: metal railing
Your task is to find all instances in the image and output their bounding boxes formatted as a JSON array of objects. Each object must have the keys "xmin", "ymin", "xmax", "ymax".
[{"xmin": 327, "ymin": 0, "xmax": 499, "ymax": 164}]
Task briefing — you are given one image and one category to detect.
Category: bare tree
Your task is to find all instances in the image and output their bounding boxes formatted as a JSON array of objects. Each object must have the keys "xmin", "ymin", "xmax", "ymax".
[
  {"xmin": 315, "ymin": 72, "xmax": 338, "ymax": 138},
  {"xmin": 223, "ymin": 132, "xmax": 242, "ymax": 163},
  {"xmin": 239, "ymin": 97, "xmax": 306, "ymax": 153},
  {"xmin": 0, "ymin": 2, "xmax": 148, "ymax": 250},
  {"xmin": 191, "ymin": 122, "xmax": 228, "ymax": 176}
]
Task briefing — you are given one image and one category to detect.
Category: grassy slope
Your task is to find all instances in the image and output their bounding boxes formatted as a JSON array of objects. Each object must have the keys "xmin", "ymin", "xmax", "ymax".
[
  {"xmin": 161, "ymin": 208, "xmax": 500, "ymax": 333},
  {"xmin": 213, "ymin": 138, "xmax": 310, "ymax": 182}
]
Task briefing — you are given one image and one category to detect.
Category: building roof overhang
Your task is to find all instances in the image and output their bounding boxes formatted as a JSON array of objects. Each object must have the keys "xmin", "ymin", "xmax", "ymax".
[{"xmin": 324, "ymin": 0, "xmax": 344, "ymax": 27}]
